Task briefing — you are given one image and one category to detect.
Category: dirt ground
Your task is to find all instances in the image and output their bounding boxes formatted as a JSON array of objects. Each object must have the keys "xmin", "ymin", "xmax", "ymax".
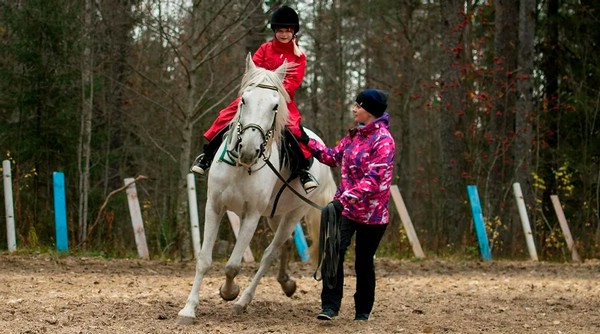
[{"xmin": 0, "ymin": 254, "xmax": 599, "ymax": 334}]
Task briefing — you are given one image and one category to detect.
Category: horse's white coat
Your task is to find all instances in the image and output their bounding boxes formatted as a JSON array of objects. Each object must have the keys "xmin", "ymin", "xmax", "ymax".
[{"xmin": 178, "ymin": 54, "xmax": 336, "ymax": 322}]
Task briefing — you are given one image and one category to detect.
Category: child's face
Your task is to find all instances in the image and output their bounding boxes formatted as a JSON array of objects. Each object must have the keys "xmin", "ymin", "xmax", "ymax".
[{"xmin": 275, "ymin": 27, "xmax": 294, "ymax": 43}]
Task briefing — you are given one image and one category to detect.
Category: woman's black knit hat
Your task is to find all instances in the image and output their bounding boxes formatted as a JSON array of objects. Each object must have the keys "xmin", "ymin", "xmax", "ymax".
[
  {"xmin": 270, "ymin": 6, "xmax": 300, "ymax": 34},
  {"xmin": 355, "ymin": 89, "xmax": 388, "ymax": 118}
]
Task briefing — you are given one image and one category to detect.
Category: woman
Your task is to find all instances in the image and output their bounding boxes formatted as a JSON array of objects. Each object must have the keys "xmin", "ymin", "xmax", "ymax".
[
  {"xmin": 299, "ymin": 89, "xmax": 396, "ymax": 321},
  {"xmin": 191, "ymin": 6, "xmax": 317, "ymax": 193}
]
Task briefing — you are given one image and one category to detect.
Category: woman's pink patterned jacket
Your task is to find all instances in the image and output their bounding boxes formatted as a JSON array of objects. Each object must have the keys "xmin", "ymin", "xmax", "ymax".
[{"xmin": 307, "ymin": 112, "xmax": 395, "ymax": 225}]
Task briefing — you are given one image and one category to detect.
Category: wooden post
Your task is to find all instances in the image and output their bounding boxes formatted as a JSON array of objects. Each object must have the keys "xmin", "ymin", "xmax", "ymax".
[
  {"xmin": 550, "ymin": 195, "xmax": 581, "ymax": 262},
  {"xmin": 3, "ymin": 160, "xmax": 16, "ymax": 252},
  {"xmin": 187, "ymin": 174, "xmax": 201, "ymax": 259},
  {"xmin": 226, "ymin": 211, "xmax": 254, "ymax": 263},
  {"xmin": 53, "ymin": 172, "xmax": 69, "ymax": 253},
  {"xmin": 512, "ymin": 183, "xmax": 538, "ymax": 261},
  {"xmin": 124, "ymin": 178, "xmax": 149, "ymax": 260},
  {"xmin": 467, "ymin": 185, "xmax": 492, "ymax": 261},
  {"xmin": 389, "ymin": 185, "xmax": 425, "ymax": 259}
]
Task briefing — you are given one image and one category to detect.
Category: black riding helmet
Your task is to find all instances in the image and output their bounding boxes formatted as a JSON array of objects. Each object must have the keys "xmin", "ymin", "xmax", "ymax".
[{"xmin": 270, "ymin": 6, "xmax": 300, "ymax": 34}]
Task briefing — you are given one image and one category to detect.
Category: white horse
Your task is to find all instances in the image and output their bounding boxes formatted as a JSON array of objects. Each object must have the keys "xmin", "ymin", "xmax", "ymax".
[{"xmin": 178, "ymin": 53, "xmax": 336, "ymax": 323}]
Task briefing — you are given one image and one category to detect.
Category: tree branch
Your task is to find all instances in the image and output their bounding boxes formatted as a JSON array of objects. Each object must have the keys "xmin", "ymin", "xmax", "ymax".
[{"xmin": 80, "ymin": 175, "xmax": 150, "ymax": 247}]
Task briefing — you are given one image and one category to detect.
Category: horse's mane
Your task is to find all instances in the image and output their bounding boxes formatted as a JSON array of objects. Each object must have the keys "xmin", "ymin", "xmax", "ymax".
[{"xmin": 228, "ymin": 62, "xmax": 296, "ymax": 148}]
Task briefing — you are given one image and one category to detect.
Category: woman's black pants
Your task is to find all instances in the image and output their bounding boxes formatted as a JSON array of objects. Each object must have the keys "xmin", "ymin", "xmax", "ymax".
[{"xmin": 320, "ymin": 217, "xmax": 387, "ymax": 315}]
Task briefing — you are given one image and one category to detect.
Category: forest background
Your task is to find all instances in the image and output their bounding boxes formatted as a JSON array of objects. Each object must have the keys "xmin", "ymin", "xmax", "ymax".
[{"xmin": 0, "ymin": 0, "xmax": 598, "ymax": 262}]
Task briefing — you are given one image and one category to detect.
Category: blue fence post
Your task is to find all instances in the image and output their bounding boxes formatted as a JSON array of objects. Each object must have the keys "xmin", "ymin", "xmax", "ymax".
[
  {"xmin": 293, "ymin": 223, "xmax": 310, "ymax": 263},
  {"xmin": 53, "ymin": 172, "xmax": 68, "ymax": 253},
  {"xmin": 467, "ymin": 185, "xmax": 491, "ymax": 261}
]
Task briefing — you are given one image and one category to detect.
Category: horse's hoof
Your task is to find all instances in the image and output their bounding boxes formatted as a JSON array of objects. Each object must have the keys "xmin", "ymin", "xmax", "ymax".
[
  {"xmin": 219, "ymin": 283, "xmax": 240, "ymax": 301},
  {"xmin": 281, "ymin": 280, "xmax": 297, "ymax": 297},
  {"xmin": 232, "ymin": 303, "xmax": 246, "ymax": 315},
  {"xmin": 176, "ymin": 315, "xmax": 195, "ymax": 325}
]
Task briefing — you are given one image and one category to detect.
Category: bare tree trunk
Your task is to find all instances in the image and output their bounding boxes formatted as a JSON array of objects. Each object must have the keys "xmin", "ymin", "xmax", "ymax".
[
  {"xmin": 96, "ymin": 0, "xmax": 136, "ymax": 195},
  {"xmin": 78, "ymin": 0, "xmax": 94, "ymax": 245},
  {"xmin": 335, "ymin": 0, "xmax": 349, "ymax": 138},
  {"xmin": 439, "ymin": 0, "xmax": 468, "ymax": 248},
  {"xmin": 536, "ymin": 0, "xmax": 560, "ymax": 250},
  {"xmin": 246, "ymin": 0, "xmax": 266, "ymax": 55},
  {"xmin": 513, "ymin": 0, "xmax": 536, "ymax": 246},
  {"xmin": 175, "ymin": 0, "xmax": 203, "ymax": 259},
  {"xmin": 306, "ymin": 0, "xmax": 326, "ymax": 132},
  {"xmin": 306, "ymin": 0, "xmax": 351, "ymax": 144},
  {"xmin": 489, "ymin": 0, "xmax": 519, "ymax": 253}
]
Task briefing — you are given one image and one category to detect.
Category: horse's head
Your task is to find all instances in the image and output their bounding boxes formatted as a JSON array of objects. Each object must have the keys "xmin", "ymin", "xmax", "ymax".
[{"xmin": 227, "ymin": 53, "xmax": 291, "ymax": 169}]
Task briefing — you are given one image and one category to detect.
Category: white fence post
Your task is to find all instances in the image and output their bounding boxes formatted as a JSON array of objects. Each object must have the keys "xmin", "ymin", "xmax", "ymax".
[
  {"xmin": 124, "ymin": 178, "xmax": 149, "ymax": 260},
  {"xmin": 3, "ymin": 160, "xmax": 16, "ymax": 252},
  {"xmin": 512, "ymin": 183, "xmax": 538, "ymax": 261}
]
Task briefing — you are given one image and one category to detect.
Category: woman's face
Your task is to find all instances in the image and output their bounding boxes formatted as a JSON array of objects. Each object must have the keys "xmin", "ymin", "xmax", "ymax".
[
  {"xmin": 275, "ymin": 27, "xmax": 294, "ymax": 43},
  {"xmin": 352, "ymin": 103, "xmax": 376, "ymax": 125}
]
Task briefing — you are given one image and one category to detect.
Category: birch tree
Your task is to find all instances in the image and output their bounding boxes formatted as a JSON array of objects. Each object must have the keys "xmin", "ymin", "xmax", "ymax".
[
  {"xmin": 78, "ymin": 0, "xmax": 95, "ymax": 245},
  {"xmin": 123, "ymin": 0, "xmax": 265, "ymax": 258}
]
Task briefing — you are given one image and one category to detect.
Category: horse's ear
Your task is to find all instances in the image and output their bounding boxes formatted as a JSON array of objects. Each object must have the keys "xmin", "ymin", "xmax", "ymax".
[
  {"xmin": 274, "ymin": 60, "xmax": 287, "ymax": 81},
  {"xmin": 245, "ymin": 52, "xmax": 256, "ymax": 72}
]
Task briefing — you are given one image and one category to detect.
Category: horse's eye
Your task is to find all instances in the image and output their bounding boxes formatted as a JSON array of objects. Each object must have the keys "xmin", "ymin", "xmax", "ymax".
[{"xmin": 273, "ymin": 104, "xmax": 278, "ymax": 111}]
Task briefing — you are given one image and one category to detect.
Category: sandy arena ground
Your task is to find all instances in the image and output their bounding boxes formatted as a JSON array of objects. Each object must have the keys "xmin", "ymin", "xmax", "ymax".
[{"xmin": 0, "ymin": 254, "xmax": 599, "ymax": 334}]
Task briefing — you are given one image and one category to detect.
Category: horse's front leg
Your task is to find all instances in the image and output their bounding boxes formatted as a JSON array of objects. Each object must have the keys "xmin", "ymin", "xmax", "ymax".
[
  {"xmin": 220, "ymin": 212, "xmax": 262, "ymax": 304},
  {"xmin": 234, "ymin": 217, "xmax": 297, "ymax": 314},
  {"xmin": 177, "ymin": 207, "xmax": 224, "ymax": 325},
  {"xmin": 277, "ymin": 238, "xmax": 297, "ymax": 297}
]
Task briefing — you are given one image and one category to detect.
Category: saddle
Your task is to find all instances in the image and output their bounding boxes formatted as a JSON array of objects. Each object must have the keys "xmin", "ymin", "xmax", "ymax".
[{"xmin": 263, "ymin": 129, "xmax": 315, "ymax": 218}]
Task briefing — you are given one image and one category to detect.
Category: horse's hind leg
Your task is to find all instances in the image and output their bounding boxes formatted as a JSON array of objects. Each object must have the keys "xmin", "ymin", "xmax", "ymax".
[
  {"xmin": 277, "ymin": 238, "xmax": 297, "ymax": 297},
  {"xmin": 177, "ymin": 206, "xmax": 224, "ymax": 324},
  {"xmin": 304, "ymin": 207, "xmax": 322, "ymax": 268}
]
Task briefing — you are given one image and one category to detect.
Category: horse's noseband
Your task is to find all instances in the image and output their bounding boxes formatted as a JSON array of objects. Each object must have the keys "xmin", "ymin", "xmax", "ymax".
[{"xmin": 236, "ymin": 122, "xmax": 271, "ymax": 158}]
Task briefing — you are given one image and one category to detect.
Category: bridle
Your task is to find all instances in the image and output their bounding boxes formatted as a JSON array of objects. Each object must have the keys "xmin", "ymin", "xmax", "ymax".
[
  {"xmin": 225, "ymin": 82, "xmax": 325, "ymax": 212},
  {"xmin": 226, "ymin": 83, "xmax": 279, "ymax": 174}
]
